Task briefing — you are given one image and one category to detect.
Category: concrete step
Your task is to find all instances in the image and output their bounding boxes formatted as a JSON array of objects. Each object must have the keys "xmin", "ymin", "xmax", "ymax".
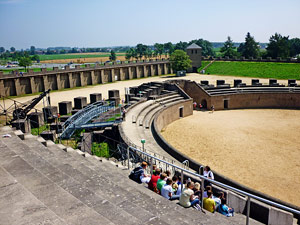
[
  {"xmin": 0, "ymin": 152, "xmax": 66, "ymax": 225},
  {"xmin": 8, "ymin": 133, "xmax": 145, "ymax": 225},
  {"xmin": 23, "ymin": 138, "xmax": 197, "ymax": 225},
  {"xmin": 0, "ymin": 135, "xmax": 114, "ymax": 225}
]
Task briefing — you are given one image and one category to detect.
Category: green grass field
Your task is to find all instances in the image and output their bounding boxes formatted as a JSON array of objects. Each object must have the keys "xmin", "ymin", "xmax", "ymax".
[
  {"xmin": 203, "ymin": 61, "xmax": 300, "ymax": 80},
  {"xmin": 39, "ymin": 53, "xmax": 125, "ymax": 61},
  {"xmin": 197, "ymin": 61, "xmax": 211, "ymax": 72}
]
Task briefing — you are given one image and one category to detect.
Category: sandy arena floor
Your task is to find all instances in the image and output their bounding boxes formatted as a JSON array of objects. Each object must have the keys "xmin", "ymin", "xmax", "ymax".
[{"xmin": 161, "ymin": 109, "xmax": 300, "ymax": 207}]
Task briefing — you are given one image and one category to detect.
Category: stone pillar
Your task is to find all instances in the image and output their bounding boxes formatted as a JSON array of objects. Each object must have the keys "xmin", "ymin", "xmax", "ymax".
[
  {"xmin": 43, "ymin": 75, "xmax": 50, "ymax": 90},
  {"xmin": 163, "ymin": 63, "xmax": 167, "ymax": 75},
  {"xmin": 119, "ymin": 68, "xmax": 125, "ymax": 80},
  {"xmin": 28, "ymin": 112, "xmax": 44, "ymax": 128},
  {"xmin": 30, "ymin": 77, "xmax": 37, "ymax": 93},
  {"xmin": 74, "ymin": 97, "xmax": 87, "ymax": 109},
  {"xmin": 68, "ymin": 72, "xmax": 74, "ymax": 88},
  {"xmin": 0, "ymin": 80, "xmax": 5, "ymax": 96},
  {"xmin": 157, "ymin": 64, "xmax": 162, "ymax": 75},
  {"xmin": 100, "ymin": 70, "xmax": 105, "ymax": 83},
  {"xmin": 58, "ymin": 101, "xmax": 72, "ymax": 115},
  {"xmin": 80, "ymin": 71, "xmax": 86, "ymax": 86},
  {"xmin": 111, "ymin": 69, "xmax": 115, "ymax": 82},
  {"xmin": 56, "ymin": 74, "xmax": 62, "ymax": 90},
  {"xmin": 11, "ymin": 119, "xmax": 31, "ymax": 133},
  {"xmin": 143, "ymin": 65, "xmax": 147, "ymax": 77},
  {"xmin": 136, "ymin": 66, "xmax": 140, "ymax": 78},
  {"xmin": 149, "ymin": 65, "xmax": 154, "ymax": 76},
  {"xmin": 128, "ymin": 67, "xmax": 133, "ymax": 80},
  {"xmin": 91, "ymin": 71, "xmax": 97, "ymax": 85},
  {"xmin": 90, "ymin": 93, "xmax": 102, "ymax": 103},
  {"xmin": 14, "ymin": 78, "xmax": 22, "ymax": 96}
]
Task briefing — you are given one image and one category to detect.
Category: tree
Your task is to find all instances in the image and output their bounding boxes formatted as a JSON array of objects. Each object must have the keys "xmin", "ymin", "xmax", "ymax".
[
  {"xmin": 238, "ymin": 32, "xmax": 260, "ymax": 58},
  {"xmin": 266, "ymin": 33, "xmax": 290, "ymax": 58},
  {"xmin": 188, "ymin": 39, "xmax": 215, "ymax": 57},
  {"xmin": 145, "ymin": 48, "xmax": 152, "ymax": 59},
  {"xmin": 30, "ymin": 46, "xmax": 36, "ymax": 55},
  {"xmin": 31, "ymin": 54, "xmax": 40, "ymax": 62},
  {"xmin": 18, "ymin": 57, "xmax": 32, "ymax": 71},
  {"xmin": 0, "ymin": 47, "xmax": 5, "ymax": 54},
  {"xmin": 289, "ymin": 38, "xmax": 300, "ymax": 57},
  {"xmin": 174, "ymin": 41, "xmax": 188, "ymax": 51},
  {"xmin": 154, "ymin": 43, "xmax": 164, "ymax": 58},
  {"xmin": 136, "ymin": 44, "xmax": 148, "ymax": 59},
  {"xmin": 10, "ymin": 47, "xmax": 16, "ymax": 52},
  {"xmin": 163, "ymin": 42, "xmax": 174, "ymax": 56},
  {"xmin": 220, "ymin": 36, "xmax": 237, "ymax": 58},
  {"xmin": 109, "ymin": 50, "xmax": 116, "ymax": 61},
  {"xmin": 170, "ymin": 50, "xmax": 192, "ymax": 72}
]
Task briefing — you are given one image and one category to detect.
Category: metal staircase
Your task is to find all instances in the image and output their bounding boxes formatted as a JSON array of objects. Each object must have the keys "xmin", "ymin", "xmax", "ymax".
[{"xmin": 60, "ymin": 101, "xmax": 115, "ymax": 139}]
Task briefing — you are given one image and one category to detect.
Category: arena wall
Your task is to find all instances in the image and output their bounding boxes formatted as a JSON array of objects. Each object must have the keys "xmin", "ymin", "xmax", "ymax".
[
  {"xmin": 0, "ymin": 59, "xmax": 172, "ymax": 97},
  {"xmin": 152, "ymin": 97, "xmax": 298, "ymax": 224}
]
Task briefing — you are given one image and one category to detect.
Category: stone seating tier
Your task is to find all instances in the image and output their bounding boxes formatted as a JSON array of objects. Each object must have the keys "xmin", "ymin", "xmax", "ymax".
[{"xmin": 0, "ymin": 126, "xmax": 262, "ymax": 225}]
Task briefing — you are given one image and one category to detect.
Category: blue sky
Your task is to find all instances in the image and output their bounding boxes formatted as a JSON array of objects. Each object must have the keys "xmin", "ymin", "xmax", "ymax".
[{"xmin": 0, "ymin": 0, "xmax": 300, "ymax": 49}]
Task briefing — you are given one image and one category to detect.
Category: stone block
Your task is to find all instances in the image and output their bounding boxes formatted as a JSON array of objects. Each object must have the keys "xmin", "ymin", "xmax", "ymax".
[
  {"xmin": 74, "ymin": 96, "xmax": 87, "ymax": 109},
  {"xmin": 109, "ymin": 97, "xmax": 120, "ymax": 105},
  {"xmin": 125, "ymin": 94, "xmax": 135, "ymax": 103},
  {"xmin": 288, "ymin": 79, "xmax": 297, "ymax": 87},
  {"xmin": 82, "ymin": 133, "xmax": 92, "ymax": 154},
  {"xmin": 42, "ymin": 106, "xmax": 58, "ymax": 123},
  {"xmin": 234, "ymin": 79, "xmax": 242, "ymax": 87},
  {"xmin": 71, "ymin": 109, "xmax": 80, "ymax": 115},
  {"xmin": 58, "ymin": 101, "xmax": 72, "ymax": 115},
  {"xmin": 75, "ymin": 65, "xmax": 81, "ymax": 69},
  {"xmin": 50, "ymin": 122, "xmax": 62, "ymax": 133},
  {"xmin": 28, "ymin": 112, "xmax": 44, "ymax": 128},
  {"xmin": 252, "ymin": 79, "xmax": 260, "ymax": 85},
  {"xmin": 200, "ymin": 80, "xmax": 209, "ymax": 85},
  {"xmin": 11, "ymin": 119, "xmax": 31, "ymax": 133},
  {"xmin": 268, "ymin": 207, "xmax": 293, "ymax": 225},
  {"xmin": 40, "ymin": 130, "xmax": 56, "ymax": 142},
  {"xmin": 59, "ymin": 115, "xmax": 70, "ymax": 122},
  {"xmin": 90, "ymin": 93, "xmax": 102, "ymax": 104},
  {"xmin": 108, "ymin": 89, "xmax": 120, "ymax": 98},
  {"xmin": 216, "ymin": 80, "xmax": 225, "ymax": 86},
  {"xmin": 269, "ymin": 79, "xmax": 278, "ymax": 86},
  {"xmin": 64, "ymin": 65, "xmax": 70, "ymax": 70}
]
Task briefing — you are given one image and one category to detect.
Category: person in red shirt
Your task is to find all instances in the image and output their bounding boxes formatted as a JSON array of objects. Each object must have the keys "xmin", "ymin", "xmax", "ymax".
[{"xmin": 148, "ymin": 168, "xmax": 161, "ymax": 193}]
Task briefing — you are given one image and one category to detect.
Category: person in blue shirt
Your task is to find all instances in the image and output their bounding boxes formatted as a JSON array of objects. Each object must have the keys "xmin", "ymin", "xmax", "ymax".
[{"xmin": 217, "ymin": 198, "xmax": 234, "ymax": 217}]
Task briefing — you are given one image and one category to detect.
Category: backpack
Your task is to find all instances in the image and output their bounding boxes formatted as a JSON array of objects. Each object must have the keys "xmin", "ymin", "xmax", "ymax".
[{"xmin": 129, "ymin": 167, "xmax": 143, "ymax": 183}]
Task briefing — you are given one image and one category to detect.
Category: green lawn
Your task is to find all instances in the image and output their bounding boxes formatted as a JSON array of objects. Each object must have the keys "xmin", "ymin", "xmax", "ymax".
[
  {"xmin": 203, "ymin": 61, "xmax": 300, "ymax": 80},
  {"xmin": 39, "ymin": 53, "xmax": 125, "ymax": 61},
  {"xmin": 197, "ymin": 61, "xmax": 212, "ymax": 72},
  {"xmin": 1, "ymin": 67, "xmax": 53, "ymax": 74}
]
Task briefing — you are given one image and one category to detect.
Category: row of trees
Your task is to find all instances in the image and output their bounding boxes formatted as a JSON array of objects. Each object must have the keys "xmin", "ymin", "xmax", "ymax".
[
  {"xmin": 125, "ymin": 39, "xmax": 215, "ymax": 61},
  {"xmin": 221, "ymin": 33, "xmax": 300, "ymax": 59}
]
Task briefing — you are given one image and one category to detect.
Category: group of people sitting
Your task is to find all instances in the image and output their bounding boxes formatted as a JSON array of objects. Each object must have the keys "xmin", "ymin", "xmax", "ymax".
[{"xmin": 129, "ymin": 162, "xmax": 234, "ymax": 217}]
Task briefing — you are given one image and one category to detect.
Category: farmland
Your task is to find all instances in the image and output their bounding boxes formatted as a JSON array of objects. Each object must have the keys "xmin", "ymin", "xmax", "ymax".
[
  {"xmin": 38, "ymin": 52, "xmax": 126, "ymax": 61},
  {"xmin": 202, "ymin": 61, "xmax": 300, "ymax": 80}
]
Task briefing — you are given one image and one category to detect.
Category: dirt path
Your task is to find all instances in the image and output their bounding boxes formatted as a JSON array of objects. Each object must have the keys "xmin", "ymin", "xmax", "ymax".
[{"xmin": 161, "ymin": 109, "xmax": 300, "ymax": 207}]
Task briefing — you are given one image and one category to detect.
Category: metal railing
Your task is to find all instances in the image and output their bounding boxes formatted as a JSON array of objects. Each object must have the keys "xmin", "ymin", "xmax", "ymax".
[
  {"xmin": 126, "ymin": 146, "xmax": 300, "ymax": 225},
  {"xmin": 60, "ymin": 101, "xmax": 115, "ymax": 139}
]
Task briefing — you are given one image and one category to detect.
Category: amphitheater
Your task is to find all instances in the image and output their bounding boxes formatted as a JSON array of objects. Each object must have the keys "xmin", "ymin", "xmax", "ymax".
[{"xmin": 1, "ymin": 59, "xmax": 300, "ymax": 224}]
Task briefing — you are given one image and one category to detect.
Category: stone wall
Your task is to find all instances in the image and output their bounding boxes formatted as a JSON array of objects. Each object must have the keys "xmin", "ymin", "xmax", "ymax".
[{"xmin": 0, "ymin": 60, "xmax": 172, "ymax": 97}]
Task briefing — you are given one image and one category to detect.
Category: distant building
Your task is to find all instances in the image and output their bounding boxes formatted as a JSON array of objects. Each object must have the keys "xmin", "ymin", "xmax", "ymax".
[{"xmin": 186, "ymin": 43, "xmax": 202, "ymax": 73}]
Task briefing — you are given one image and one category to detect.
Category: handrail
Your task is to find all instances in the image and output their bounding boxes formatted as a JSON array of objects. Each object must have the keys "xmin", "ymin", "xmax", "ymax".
[{"xmin": 127, "ymin": 146, "xmax": 300, "ymax": 222}]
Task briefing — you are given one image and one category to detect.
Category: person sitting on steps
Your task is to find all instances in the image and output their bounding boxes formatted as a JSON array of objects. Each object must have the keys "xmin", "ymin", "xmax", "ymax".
[
  {"xmin": 161, "ymin": 178, "xmax": 180, "ymax": 200},
  {"xmin": 129, "ymin": 161, "xmax": 150, "ymax": 184},
  {"xmin": 179, "ymin": 181, "xmax": 200, "ymax": 208},
  {"xmin": 203, "ymin": 190, "xmax": 216, "ymax": 213},
  {"xmin": 148, "ymin": 168, "xmax": 161, "ymax": 192}
]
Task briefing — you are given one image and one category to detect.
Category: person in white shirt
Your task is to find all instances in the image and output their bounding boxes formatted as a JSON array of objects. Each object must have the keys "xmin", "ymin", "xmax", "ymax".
[
  {"xmin": 161, "ymin": 178, "xmax": 180, "ymax": 200},
  {"xmin": 203, "ymin": 165, "xmax": 214, "ymax": 187}
]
